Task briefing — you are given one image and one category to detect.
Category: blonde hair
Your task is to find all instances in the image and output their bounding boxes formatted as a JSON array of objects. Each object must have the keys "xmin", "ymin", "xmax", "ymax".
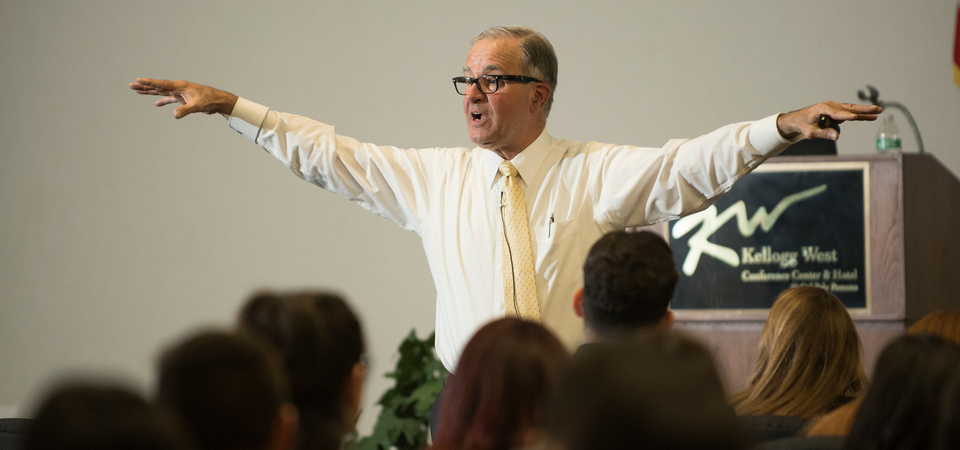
[
  {"xmin": 730, "ymin": 287, "xmax": 867, "ymax": 419},
  {"xmin": 907, "ymin": 310, "xmax": 960, "ymax": 345}
]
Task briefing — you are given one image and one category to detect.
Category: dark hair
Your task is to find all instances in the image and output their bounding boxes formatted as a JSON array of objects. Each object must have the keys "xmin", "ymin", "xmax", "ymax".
[
  {"xmin": 432, "ymin": 318, "xmax": 569, "ymax": 450},
  {"xmin": 238, "ymin": 291, "xmax": 365, "ymax": 450},
  {"xmin": 932, "ymin": 370, "xmax": 960, "ymax": 450},
  {"xmin": 472, "ymin": 26, "xmax": 558, "ymax": 117},
  {"xmin": 844, "ymin": 334, "xmax": 960, "ymax": 450},
  {"xmin": 582, "ymin": 231, "xmax": 678, "ymax": 335},
  {"xmin": 545, "ymin": 330, "xmax": 740, "ymax": 450},
  {"xmin": 24, "ymin": 382, "xmax": 191, "ymax": 450},
  {"xmin": 155, "ymin": 330, "xmax": 289, "ymax": 450}
]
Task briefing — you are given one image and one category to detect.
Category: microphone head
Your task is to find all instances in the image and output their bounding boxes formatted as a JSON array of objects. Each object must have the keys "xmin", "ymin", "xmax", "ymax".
[{"xmin": 857, "ymin": 85, "xmax": 880, "ymax": 105}]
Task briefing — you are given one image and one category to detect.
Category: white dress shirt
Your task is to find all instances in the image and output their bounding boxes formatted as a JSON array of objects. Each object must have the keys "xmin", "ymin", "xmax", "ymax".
[{"xmin": 228, "ymin": 97, "xmax": 796, "ymax": 371}]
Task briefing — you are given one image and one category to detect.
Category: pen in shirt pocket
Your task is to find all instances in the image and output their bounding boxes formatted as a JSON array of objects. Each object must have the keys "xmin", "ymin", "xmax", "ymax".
[{"xmin": 549, "ymin": 214, "xmax": 554, "ymax": 238}]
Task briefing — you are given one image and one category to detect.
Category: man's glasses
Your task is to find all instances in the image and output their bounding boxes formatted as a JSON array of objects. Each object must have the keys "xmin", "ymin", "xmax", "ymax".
[{"xmin": 452, "ymin": 75, "xmax": 542, "ymax": 95}]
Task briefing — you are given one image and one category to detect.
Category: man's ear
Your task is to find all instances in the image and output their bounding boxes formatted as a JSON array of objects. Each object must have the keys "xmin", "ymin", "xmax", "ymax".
[
  {"xmin": 270, "ymin": 402, "xmax": 299, "ymax": 450},
  {"xmin": 530, "ymin": 83, "xmax": 551, "ymax": 113},
  {"xmin": 573, "ymin": 287, "xmax": 584, "ymax": 318},
  {"xmin": 658, "ymin": 310, "xmax": 675, "ymax": 329}
]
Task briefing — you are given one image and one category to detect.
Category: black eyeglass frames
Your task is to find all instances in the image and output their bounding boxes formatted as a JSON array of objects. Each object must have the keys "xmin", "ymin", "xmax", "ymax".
[{"xmin": 452, "ymin": 75, "xmax": 543, "ymax": 95}]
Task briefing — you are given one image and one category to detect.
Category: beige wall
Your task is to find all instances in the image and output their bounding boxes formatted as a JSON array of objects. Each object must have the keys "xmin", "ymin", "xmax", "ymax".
[{"xmin": 2, "ymin": 0, "xmax": 958, "ymax": 433}]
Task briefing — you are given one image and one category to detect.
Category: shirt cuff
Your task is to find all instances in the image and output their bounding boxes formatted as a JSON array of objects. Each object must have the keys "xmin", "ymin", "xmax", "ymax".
[
  {"xmin": 228, "ymin": 97, "xmax": 270, "ymax": 143},
  {"xmin": 749, "ymin": 113, "xmax": 804, "ymax": 157}
]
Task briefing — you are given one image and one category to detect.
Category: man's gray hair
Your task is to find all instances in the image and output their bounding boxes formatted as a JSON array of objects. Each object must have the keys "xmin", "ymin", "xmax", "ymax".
[{"xmin": 473, "ymin": 26, "xmax": 558, "ymax": 117}]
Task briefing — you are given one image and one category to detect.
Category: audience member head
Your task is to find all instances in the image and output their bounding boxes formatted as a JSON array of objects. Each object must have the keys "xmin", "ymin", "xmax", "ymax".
[
  {"xmin": 544, "ymin": 330, "xmax": 739, "ymax": 450},
  {"xmin": 432, "ymin": 318, "xmax": 569, "ymax": 450},
  {"xmin": 906, "ymin": 310, "xmax": 960, "ymax": 345},
  {"xmin": 731, "ymin": 286, "xmax": 866, "ymax": 419},
  {"xmin": 844, "ymin": 334, "xmax": 960, "ymax": 450},
  {"xmin": 807, "ymin": 309, "xmax": 960, "ymax": 438},
  {"xmin": 932, "ymin": 370, "xmax": 960, "ymax": 450},
  {"xmin": 237, "ymin": 291, "xmax": 366, "ymax": 450},
  {"xmin": 155, "ymin": 330, "xmax": 296, "ymax": 450},
  {"xmin": 575, "ymin": 230, "xmax": 678, "ymax": 343},
  {"xmin": 24, "ymin": 382, "xmax": 191, "ymax": 450}
]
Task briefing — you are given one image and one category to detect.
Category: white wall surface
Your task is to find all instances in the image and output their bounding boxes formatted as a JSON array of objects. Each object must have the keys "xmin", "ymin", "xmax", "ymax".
[{"xmin": 2, "ymin": 0, "xmax": 958, "ymax": 434}]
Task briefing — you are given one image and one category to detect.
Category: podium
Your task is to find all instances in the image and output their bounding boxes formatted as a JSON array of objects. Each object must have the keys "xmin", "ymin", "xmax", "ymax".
[{"xmin": 658, "ymin": 153, "xmax": 960, "ymax": 391}]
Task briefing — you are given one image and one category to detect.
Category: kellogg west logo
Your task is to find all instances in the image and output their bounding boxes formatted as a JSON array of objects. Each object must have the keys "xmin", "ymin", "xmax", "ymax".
[
  {"xmin": 671, "ymin": 185, "xmax": 827, "ymax": 276},
  {"xmin": 666, "ymin": 167, "xmax": 868, "ymax": 310}
]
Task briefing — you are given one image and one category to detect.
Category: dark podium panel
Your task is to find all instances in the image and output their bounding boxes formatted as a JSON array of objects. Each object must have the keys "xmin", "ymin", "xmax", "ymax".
[
  {"xmin": 668, "ymin": 165, "xmax": 868, "ymax": 311},
  {"xmin": 645, "ymin": 153, "xmax": 960, "ymax": 391}
]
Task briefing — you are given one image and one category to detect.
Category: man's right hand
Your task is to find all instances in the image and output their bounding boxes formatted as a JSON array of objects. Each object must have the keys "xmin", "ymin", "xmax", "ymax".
[{"xmin": 129, "ymin": 78, "xmax": 239, "ymax": 119}]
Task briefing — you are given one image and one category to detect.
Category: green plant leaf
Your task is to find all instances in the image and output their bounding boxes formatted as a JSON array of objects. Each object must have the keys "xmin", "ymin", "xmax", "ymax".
[
  {"xmin": 388, "ymin": 417, "xmax": 424, "ymax": 447},
  {"xmin": 352, "ymin": 406, "xmax": 398, "ymax": 450},
  {"xmin": 351, "ymin": 329, "xmax": 448, "ymax": 450},
  {"xmin": 409, "ymin": 379, "xmax": 444, "ymax": 416}
]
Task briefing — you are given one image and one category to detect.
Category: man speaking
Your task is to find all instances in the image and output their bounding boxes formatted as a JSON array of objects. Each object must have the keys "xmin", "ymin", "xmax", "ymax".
[{"xmin": 130, "ymin": 26, "xmax": 880, "ymax": 371}]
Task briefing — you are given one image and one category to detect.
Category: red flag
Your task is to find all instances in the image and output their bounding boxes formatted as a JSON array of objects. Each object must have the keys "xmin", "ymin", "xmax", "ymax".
[{"xmin": 954, "ymin": 2, "xmax": 960, "ymax": 87}]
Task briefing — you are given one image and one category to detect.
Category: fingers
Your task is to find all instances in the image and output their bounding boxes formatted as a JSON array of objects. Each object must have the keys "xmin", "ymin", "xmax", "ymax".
[
  {"xmin": 837, "ymin": 102, "xmax": 883, "ymax": 113},
  {"xmin": 154, "ymin": 96, "xmax": 181, "ymax": 107},
  {"xmin": 135, "ymin": 78, "xmax": 177, "ymax": 91},
  {"xmin": 173, "ymin": 103, "xmax": 200, "ymax": 119},
  {"xmin": 129, "ymin": 82, "xmax": 161, "ymax": 95},
  {"xmin": 794, "ymin": 122, "xmax": 839, "ymax": 141},
  {"xmin": 808, "ymin": 127, "xmax": 840, "ymax": 141},
  {"xmin": 130, "ymin": 78, "xmax": 188, "ymax": 98},
  {"xmin": 824, "ymin": 110, "xmax": 880, "ymax": 122},
  {"xmin": 130, "ymin": 81, "xmax": 174, "ymax": 97},
  {"xmin": 820, "ymin": 102, "xmax": 882, "ymax": 123}
]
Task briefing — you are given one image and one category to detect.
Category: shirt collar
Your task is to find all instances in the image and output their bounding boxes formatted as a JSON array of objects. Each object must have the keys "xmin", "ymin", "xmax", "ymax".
[{"xmin": 483, "ymin": 129, "xmax": 554, "ymax": 189}]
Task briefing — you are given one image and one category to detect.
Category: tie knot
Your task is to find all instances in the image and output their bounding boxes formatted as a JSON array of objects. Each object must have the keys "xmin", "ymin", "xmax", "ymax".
[{"xmin": 499, "ymin": 161, "xmax": 518, "ymax": 178}]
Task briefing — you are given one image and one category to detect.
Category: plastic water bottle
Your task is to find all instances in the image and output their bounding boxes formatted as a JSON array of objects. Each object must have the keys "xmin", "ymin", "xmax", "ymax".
[{"xmin": 876, "ymin": 115, "xmax": 902, "ymax": 153}]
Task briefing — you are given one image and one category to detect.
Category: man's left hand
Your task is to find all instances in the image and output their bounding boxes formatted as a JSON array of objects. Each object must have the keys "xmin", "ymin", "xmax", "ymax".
[{"xmin": 777, "ymin": 101, "xmax": 882, "ymax": 141}]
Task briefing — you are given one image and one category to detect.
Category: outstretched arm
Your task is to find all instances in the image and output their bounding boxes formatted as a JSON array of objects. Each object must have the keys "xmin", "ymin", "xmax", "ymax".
[
  {"xmin": 129, "ymin": 78, "xmax": 239, "ymax": 119},
  {"xmin": 776, "ymin": 101, "xmax": 882, "ymax": 140}
]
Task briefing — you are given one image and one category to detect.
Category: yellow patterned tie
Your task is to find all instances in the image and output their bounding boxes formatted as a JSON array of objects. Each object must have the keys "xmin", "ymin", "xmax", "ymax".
[{"xmin": 499, "ymin": 161, "xmax": 541, "ymax": 322}]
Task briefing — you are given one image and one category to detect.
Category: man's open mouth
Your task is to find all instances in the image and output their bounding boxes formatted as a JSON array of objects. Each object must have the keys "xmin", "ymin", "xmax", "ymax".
[{"xmin": 472, "ymin": 113, "xmax": 483, "ymax": 121}]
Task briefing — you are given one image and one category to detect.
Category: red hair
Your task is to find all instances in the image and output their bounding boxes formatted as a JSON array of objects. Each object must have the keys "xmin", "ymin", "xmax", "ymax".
[{"xmin": 431, "ymin": 318, "xmax": 569, "ymax": 450}]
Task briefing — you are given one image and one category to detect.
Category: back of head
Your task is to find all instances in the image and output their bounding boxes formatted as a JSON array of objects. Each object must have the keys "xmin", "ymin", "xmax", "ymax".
[
  {"xmin": 237, "ymin": 291, "xmax": 365, "ymax": 450},
  {"xmin": 582, "ymin": 230, "xmax": 678, "ymax": 336},
  {"xmin": 155, "ymin": 331, "xmax": 289, "ymax": 450},
  {"xmin": 545, "ymin": 330, "xmax": 739, "ymax": 450},
  {"xmin": 932, "ymin": 370, "xmax": 960, "ymax": 450},
  {"xmin": 906, "ymin": 310, "xmax": 960, "ymax": 345},
  {"xmin": 24, "ymin": 382, "xmax": 190, "ymax": 450},
  {"xmin": 845, "ymin": 334, "xmax": 960, "ymax": 450},
  {"xmin": 732, "ymin": 287, "xmax": 865, "ymax": 418},
  {"xmin": 433, "ymin": 318, "xmax": 569, "ymax": 450}
]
